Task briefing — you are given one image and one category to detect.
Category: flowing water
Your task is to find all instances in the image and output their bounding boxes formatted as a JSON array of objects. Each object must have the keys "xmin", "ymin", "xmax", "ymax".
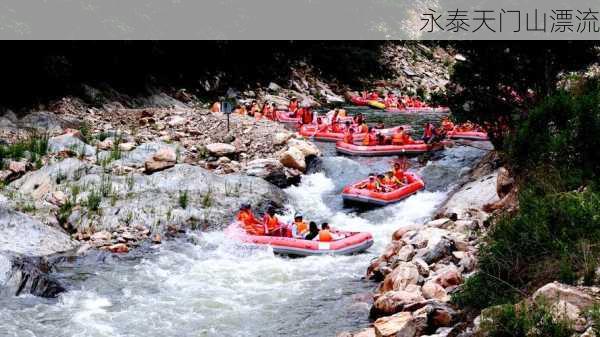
[{"xmin": 0, "ymin": 108, "xmax": 488, "ymax": 337}]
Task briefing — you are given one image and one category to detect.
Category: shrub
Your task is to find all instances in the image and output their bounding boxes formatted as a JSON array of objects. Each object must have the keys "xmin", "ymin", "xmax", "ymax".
[
  {"xmin": 480, "ymin": 300, "xmax": 574, "ymax": 337},
  {"xmin": 86, "ymin": 189, "xmax": 101, "ymax": 212}
]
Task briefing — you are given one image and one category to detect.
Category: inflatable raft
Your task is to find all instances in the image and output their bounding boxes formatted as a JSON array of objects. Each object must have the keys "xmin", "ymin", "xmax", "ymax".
[
  {"xmin": 298, "ymin": 125, "xmax": 408, "ymax": 142},
  {"xmin": 342, "ymin": 172, "xmax": 425, "ymax": 206},
  {"xmin": 276, "ymin": 111, "xmax": 353, "ymax": 125},
  {"xmin": 335, "ymin": 140, "xmax": 440, "ymax": 156},
  {"xmin": 446, "ymin": 130, "xmax": 489, "ymax": 141},
  {"xmin": 225, "ymin": 222, "xmax": 374, "ymax": 256},
  {"xmin": 385, "ymin": 106, "xmax": 451, "ymax": 114},
  {"xmin": 350, "ymin": 96, "xmax": 368, "ymax": 106}
]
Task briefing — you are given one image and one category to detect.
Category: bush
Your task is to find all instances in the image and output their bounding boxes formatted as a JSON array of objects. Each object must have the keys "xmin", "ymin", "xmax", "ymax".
[
  {"xmin": 178, "ymin": 190, "xmax": 188, "ymax": 209},
  {"xmin": 480, "ymin": 300, "xmax": 574, "ymax": 337}
]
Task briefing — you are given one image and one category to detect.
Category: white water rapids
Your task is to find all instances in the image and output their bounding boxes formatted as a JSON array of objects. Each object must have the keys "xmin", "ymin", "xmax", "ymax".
[{"xmin": 0, "ymin": 110, "xmax": 488, "ymax": 337}]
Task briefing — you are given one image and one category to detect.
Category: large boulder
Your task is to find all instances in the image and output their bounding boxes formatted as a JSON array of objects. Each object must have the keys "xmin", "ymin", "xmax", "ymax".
[
  {"xmin": 279, "ymin": 146, "xmax": 307, "ymax": 171},
  {"xmin": 372, "ymin": 285, "xmax": 425, "ymax": 317},
  {"xmin": 243, "ymin": 158, "xmax": 294, "ymax": 188},
  {"xmin": 533, "ymin": 282, "xmax": 597, "ymax": 311},
  {"xmin": 373, "ymin": 312, "xmax": 417, "ymax": 337},
  {"xmin": 381, "ymin": 262, "xmax": 421, "ymax": 292},
  {"xmin": 0, "ymin": 205, "xmax": 77, "ymax": 256}
]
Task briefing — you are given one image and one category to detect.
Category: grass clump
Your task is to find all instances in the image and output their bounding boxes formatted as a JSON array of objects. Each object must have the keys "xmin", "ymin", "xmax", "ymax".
[
  {"xmin": 86, "ymin": 189, "xmax": 102, "ymax": 212},
  {"xmin": 479, "ymin": 300, "xmax": 574, "ymax": 337},
  {"xmin": 0, "ymin": 133, "xmax": 49, "ymax": 163},
  {"xmin": 178, "ymin": 190, "xmax": 189, "ymax": 209}
]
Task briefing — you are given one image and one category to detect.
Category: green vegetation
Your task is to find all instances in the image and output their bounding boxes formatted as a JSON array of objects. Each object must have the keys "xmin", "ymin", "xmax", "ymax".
[
  {"xmin": 479, "ymin": 301, "xmax": 574, "ymax": 337},
  {"xmin": 0, "ymin": 133, "xmax": 49, "ymax": 167},
  {"xmin": 454, "ymin": 80, "xmax": 600, "ymax": 310},
  {"xmin": 201, "ymin": 188, "xmax": 213, "ymax": 208},
  {"xmin": 178, "ymin": 190, "xmax": 188, "ymax": 209},
  {"xmin": 586, "ymin": 305, "xmax": 600, "ymax": 334},
  {"xmin": 58, "ymin": 198, "xmax": 74, "ymax": 227},
  {"xmin": 86, "ymin": 189, "xmax": 102, "ymax": 212}
]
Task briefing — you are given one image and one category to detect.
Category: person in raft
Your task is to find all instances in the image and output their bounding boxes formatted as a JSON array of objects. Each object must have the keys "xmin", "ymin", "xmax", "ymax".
[
  {"xmin": 392, "ymin": 161, "xmax": 408, "ymax": 184},
  {"xmin": 343, "ymin": 124, "xmax": 355, "ymax": 144},
  {"xmin": 288, "ymin": 97, "xmax": 299, "ymax": 116},
  {"xmin": 319, "ymin": 223, "xmax": 342, "ymax": 241},
  {"xmin": 391, "ymin": 127, "xmax": 415, "ymax": 145},
  {"xmin": 422, "ymin": 122, "xmax": 437, "ymax": 144},
  {"xmin": 237, "ymin": 204, "xmax": 264, "ymax": 235},
  {"xmin": 362, "ymin": 127, "xmax": 379, "ymax": 146},
  {"xmin": 299, "ymin": 106, "xmax": 314, "ymax": 125},
  {"xmin": 441, "ymin": 116, "xmax": 455, "ymax": 132},
  {"xmin": 304, "ymin": 221, "xmax": 320, "ymax": 241},
  {"xmin": 358, "ymin": 174, "xmax": 380, "ymax": 191},
  {"xmin": 291, "ymin": 213, "xmax": 309, "ymax": 239},
  {"xmin": 262, "ymin": 207, "xmax": 283, "ymax": 236},
  {"xmin": 382, "ymin": 171, "xmax": 405, "ymax": 189},
  {"xmin": 353, "ymin": 113, "xmax": 364, "ymax": 126}
]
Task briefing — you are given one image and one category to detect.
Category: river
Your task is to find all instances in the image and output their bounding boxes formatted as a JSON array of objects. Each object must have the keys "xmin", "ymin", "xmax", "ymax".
[{"xmin": 0, "ymin": 108, "xmax": 488, "ymax": 337}]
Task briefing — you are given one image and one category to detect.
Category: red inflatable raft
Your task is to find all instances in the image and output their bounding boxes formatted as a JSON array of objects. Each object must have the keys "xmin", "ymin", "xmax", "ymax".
[
  {"xmin": 342, "ymin": 172, "xmax": 425, "ymax": 206},
  {"xmin": 225, "ymin": 222, "xmax": 374, "ymax": 256},
  {"xmin": 276, "ymin": 111, "xmax": 353, "ymax": 125},
  {"xmin": 298, "ymin": 125, "xmax": 408, "ymax": 142},
  {"xmin": 385, "ymin": 106, "xmax": 451, "ymax": 114},
  {"xmin": 336, "ymin": 140, "xmax": 443, "ymax": 156},
  {"xmin": 350, "ymin": 96, "xmax": 369, "ymax": 106},
  {"xmin": 446, "ymin": 130, "xmax": 489, "ymax": 141}
]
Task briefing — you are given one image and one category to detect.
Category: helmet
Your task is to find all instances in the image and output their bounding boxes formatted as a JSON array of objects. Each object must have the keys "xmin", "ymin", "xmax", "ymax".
[{"xmin": 294, "ymin": 213, "xmax": 303, "ymax": 219}]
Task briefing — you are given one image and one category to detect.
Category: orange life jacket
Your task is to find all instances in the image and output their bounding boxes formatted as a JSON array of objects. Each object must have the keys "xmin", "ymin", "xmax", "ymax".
[
  {"xmin": 402, "ymin": 134, "xmax": 413, "ymax": 144},
  {"xmin": 237, "ymin": 210, "xmax": 264, "ymax": 235},
  {"xmin": 289, "ymin": 101, "xmax": 298, "ymax": 112},
  {"xmin": 393, "ymin": 169, "xmax": 405, "ymax": 181},
  {"xmin": 392, "ymin": 132, "xmax": 405, "ymax": 145},
  {"xmin": 343, "ymin": 131, "xmax": 354, "ymax": 144},
  {"xmin": 263, "ymin": 214, "xmax": 279, "ymax": 232},
  {"xmin": 358, "ymin": 124, "xmax": 368, "ymax": 134},
  {"xmin": 301, "ymin": 109, "xmax": 313, "ymax": 124},
  {"xmin": 319, "ymin": 230, "xmax": 333, "ymax": 242},
  {"xmin": 295, "ymin": 221, "xmax": 308, "ymax": 235},
  {"xmin": 363, "ymin": 133, "xmax": 377, "ymax": 146},
  {"xmin": 424, "ymin": 125, "xmax": 434, "ymax": 138}
]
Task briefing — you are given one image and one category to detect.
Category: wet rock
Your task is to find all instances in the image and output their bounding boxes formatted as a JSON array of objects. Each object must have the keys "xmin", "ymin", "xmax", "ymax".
[
  {"xmin": 373, "ymin": 312, "xmax": 417, "ymax": 337},
  {"xmin": 244, "ymin": 158, "xmax": 293, "ymax": 188},
  {"xmin": 106, "ymin": 243, "xmax": 129, "ymax": 253},
  {"xmin": 206, "ymin": 143, "xmax": 237, "ymax": 157},
  {"xmin": 279, "ymin": 146, "xmax": 307, "ymax": 171},
  {"xmin": 0, "ymin": 255, "xmax": 65, "ymax": 298}
]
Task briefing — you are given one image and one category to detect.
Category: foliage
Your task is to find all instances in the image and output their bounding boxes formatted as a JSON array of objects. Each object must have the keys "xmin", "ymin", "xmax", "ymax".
[
  {"xmin": 479, "ymin": 301, "xmax": 574, "ymax": 337},
  {"xmin": 86, "ymin": 189, "xmax": 102, "ymax": 212},
  {"xmin": 178, "ymin": 190, "xmax": 188, "ymax": 209},
  {"xmin": 0, "ymin": 133, "xmax": 49, "ymax": 163},
  {"xmin": 447, "ymin": 41, "xmax": 598, "ymax": 148}
]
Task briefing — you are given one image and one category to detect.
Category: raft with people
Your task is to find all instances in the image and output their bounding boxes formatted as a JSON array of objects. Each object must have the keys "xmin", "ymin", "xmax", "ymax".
[
  {"xmin": 335, "ymin": 140, "xmax": 439, "ymax": 156},
  {"xmin": 225, "ymin": 222, "xmax": 373, "ymax": 256},
  {"xmin": 342, "ymin": 171, "xmax": 425, "ymax": 206},
  {"xmin": 298, "ymin": 124, "xmax": 408, "ymax": 142}
]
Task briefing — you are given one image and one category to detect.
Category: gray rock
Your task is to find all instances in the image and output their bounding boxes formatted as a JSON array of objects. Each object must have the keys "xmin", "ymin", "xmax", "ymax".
[
  {"xmin": 0, "ymin": 255, "xmax": 65, "ymax": 298},
  {"xmin": 48, "ymin": 134, "xmax": 96, "ymax": 157},
  {"xmin": 0, "ymin": 206, "xmax": 77, "ymax": 256},
  {"xmin": 113, "ymin": 142, "xmax": 181, "ymax": 168},
  {"xmin": 75, "ymin": 164, "xmax": 286, "ymax": 231}
]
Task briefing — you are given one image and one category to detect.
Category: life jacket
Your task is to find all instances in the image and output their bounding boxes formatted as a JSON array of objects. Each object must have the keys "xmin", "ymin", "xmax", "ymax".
[
  {"xmin": 381, "ymin": 177, "xmax": 393, "ymax": 186},
  {"xmin": 263, "ymin": 214, "xmax": 279, "ymax": 232},
  {"xmin": 343, "ymin": 131, "xmax": 354, "ymax": 144},
  {"xmin": 331, "ymin": 121, "xmax": 341, "ymax": 133},
  {"xmin": 392, "ymin": 132, "xmax": 405, "ymax": 145},
  {"xmin": 442, "ymin": 121, "xmax": 454, "ymax": 131},
  {"xmin": 295, "ymin": 221, "xmax": 308, "ymax": 235},
  {"xmin": 368, "ymin": 93, "xmax": 379, "ymax": 100},
  {"xmin": 319, "ymin": 230, "xmax": 333, "ymax": 242},
  {"xmin": 237, "ymin": 210, "xmax": 264, "ymax": 235},
  {"xmin": 393, "ymin": 169, "xmax": 405, "ymax": 181},
  {"xmin": 402, "ymin": 133, "xmax": 413, "ymax": 144},
  {"xmin": 364, "ymin": 181, "xmax": 377, "ymax": 191},
  {"xmin": 289, "ymin": 101, "xmax": 298, "ymax": 112},
  {"xmin": 358, "ymin": 124, "xmax": 369, "ymax": 134},
  {"xmin": 301, "ymin": 109, "xmax": 313, "ymax": 124}
]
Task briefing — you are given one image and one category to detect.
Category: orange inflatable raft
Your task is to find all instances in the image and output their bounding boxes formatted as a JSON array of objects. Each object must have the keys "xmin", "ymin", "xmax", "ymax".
[
  {"xmin": 446, "ymin": 130, "xmax": 489, "ymax": 141},
  {"xmin": 335, "ymin": 140, "xmax": 443, "ymax": 156},
  {"xmin": 342, "ymin": 172, "xmax": 425, "ymax": 206},
  {"xmin": 298, "ymin": 125, "xmax": 408, "ymax": 142},
  {"xmin": 225, "ymin": 222, "xmax": 374, "ymax": 256}
]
